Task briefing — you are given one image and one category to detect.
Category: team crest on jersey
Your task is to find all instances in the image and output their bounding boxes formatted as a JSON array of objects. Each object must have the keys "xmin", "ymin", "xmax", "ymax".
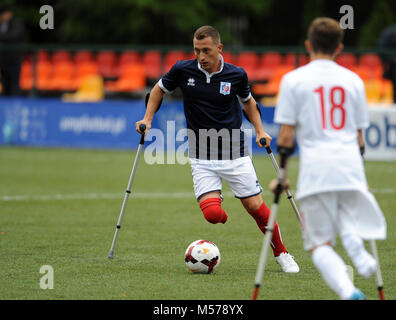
[
  {"xmin": 187, "ymin": 78, "xmax": 195, "ymax": 86},
  {"xmin": 220, "ymin": 82, "xmax": 231, "ymax": 95}
]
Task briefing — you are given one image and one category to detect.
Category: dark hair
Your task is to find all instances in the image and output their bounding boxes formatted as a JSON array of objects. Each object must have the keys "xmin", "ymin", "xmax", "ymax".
[
  {"xmin": 0, "ymin": 4, "xmax": 12, "ymax": 14},
  {"xmin": 193, "ymin": 25, "xmax": 221, "ymax": 44},
  {"xmin": 308, "ymin": 17, "xmax": 344, "ymax": 54}
]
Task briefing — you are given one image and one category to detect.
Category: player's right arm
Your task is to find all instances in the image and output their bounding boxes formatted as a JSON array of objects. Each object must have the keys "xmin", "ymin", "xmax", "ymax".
[
  {"xmin": 354, "ymin": 75, "xmax": 370, "ymax": 156},
  {"xmin": 136, "ymin": 83, "xmax": 165, "ymax": 134},
  {"xmin": 136, "ymin": 61, "xmax": 181, "ymax": 134}
]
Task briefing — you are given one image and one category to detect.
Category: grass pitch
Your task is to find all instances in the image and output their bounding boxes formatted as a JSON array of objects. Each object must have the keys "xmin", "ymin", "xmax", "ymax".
[{"xmin": 0, "ymin": 146, "xmax": 395, "ymax": 300}]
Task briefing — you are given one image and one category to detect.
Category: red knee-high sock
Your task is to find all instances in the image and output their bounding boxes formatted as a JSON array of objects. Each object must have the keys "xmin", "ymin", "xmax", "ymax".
[
  {"xmin": 199, "ymin": 198, "xmax": 228, "ymax": 224},
  {"xmin": 248, "ymin": 202, "xmax": 287, "ymax": 257}
]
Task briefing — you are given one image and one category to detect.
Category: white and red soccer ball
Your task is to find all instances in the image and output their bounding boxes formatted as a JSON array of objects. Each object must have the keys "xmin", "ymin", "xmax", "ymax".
[{"xmin": 184, "ymin": 239, "xmax": 221, "ymax": 274}]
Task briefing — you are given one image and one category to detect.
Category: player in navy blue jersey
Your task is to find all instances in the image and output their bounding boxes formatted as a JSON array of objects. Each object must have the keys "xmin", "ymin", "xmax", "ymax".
[{"xmin": 136, "ymin": 26, "xmax": 299, "ymax": 272}]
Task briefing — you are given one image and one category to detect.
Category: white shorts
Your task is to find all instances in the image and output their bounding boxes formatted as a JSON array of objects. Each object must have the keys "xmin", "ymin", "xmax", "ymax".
[
  {"xmin": 189, "ymin": 156, "xmax": 262, "ymax": 200},
  {"xmin": 299, "ymin": 190, "xmax": 386, "ymax": 251}
]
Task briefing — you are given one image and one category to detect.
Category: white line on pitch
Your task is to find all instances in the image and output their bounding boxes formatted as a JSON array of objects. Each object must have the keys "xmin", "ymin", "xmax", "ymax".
[
  {"xmin": 0, "ymin": 188, "xmax": 394, "ymax": 202},
  {"xmin": 0, "ymin": 191, "xmax": 230, "ymax": 201}
]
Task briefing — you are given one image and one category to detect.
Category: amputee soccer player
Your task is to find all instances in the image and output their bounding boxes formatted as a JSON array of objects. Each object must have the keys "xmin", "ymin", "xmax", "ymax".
[
  {"xmin": 136, "ymin": 25, "xmax": 299, "ymax": 273},
  {"xmin": 274, "ymin": 18, "xmax": 386, "ymax": 298}
]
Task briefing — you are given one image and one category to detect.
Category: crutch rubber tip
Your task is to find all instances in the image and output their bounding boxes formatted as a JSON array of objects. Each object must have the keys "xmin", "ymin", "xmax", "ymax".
[
  {"xmin": 252, "ymin": 285, "xmax": 260, "ymax": 300},
  {"xmin": 108, "ymin": 250, "xmax": 114, "ymax": 259},
  {"xmin": 139, "ymin": 124, "xmax": 146, "ymax": 133},
  {"xmin": 379, "ymin": 288, "xmax": 385, "ymax": 300}
]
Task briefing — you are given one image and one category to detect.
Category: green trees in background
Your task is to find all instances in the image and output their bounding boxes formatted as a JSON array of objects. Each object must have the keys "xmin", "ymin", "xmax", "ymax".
[
  {"xmin": 358, "ymin": 0, "xmax": 395, "ymax": 48},
  {"xmin": 6, "ymin": 0, "xmax": 396, "ymax": 48}
]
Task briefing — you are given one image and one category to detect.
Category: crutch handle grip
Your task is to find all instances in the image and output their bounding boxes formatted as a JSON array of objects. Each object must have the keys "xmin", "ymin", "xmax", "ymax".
[
  {"xmin": 139, "ymin": 124, "xmax": 146, "ymax": 133},
  {"xmin": 139, "ymin": 124, "xmax": 146, "ymax": 144},
  {"xmin": 259, "ymin": 138, "xmax": 272, "ymax": 154}
]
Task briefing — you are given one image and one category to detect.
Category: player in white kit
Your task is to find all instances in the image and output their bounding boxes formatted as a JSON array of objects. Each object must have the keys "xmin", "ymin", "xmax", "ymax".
[{"xmin": 273, "ymin": 18, "xmax": 386, "ymax": 299}]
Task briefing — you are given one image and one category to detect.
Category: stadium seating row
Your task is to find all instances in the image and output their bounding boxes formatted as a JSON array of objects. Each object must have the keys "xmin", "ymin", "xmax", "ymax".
[{"xmin": 17, "ymin": 50, "xmax": 392, "ymax": 103}]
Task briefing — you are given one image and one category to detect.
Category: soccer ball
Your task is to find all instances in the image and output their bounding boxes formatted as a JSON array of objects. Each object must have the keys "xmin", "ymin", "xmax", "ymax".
[{"xmin": 184, "ymin": 239, "xmax": 221, "ymax": 274}]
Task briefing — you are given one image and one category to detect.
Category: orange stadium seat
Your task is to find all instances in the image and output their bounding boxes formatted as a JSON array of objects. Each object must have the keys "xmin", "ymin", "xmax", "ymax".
[
  {"xmin": 48, "ymin": 61, "xmax": 76, "ymax": 91},
  {"xmin": 142, "ymin": 50, "xmax": 162, "ymax": 80},
  {"xmin": 359, "ymin": 53, "xmax": 381, "ymax": 69},
  {"xmin": 261, "ymin": 52, "xmax": 282, "ymax": 66},
  {"xmin": 272, "ymin": 64, "xmax": 295, "ymax": 81},
  {"xmin": 36, "ymin": 50, "xmax": 50, "ymax": 62},
  {"xmin": 119, "ymin": 50, "xmax": 140, "ymax": 65},
  {"xmin": 35, "ymin": 60, "xmax": 53, "ymax": 91},
  {"xmin": 222, "ymin": 51, "xmax": 234, "ymax": 64},
  {"xmin": 164, "ymin": 51, "xmax": 185, "ymax": 73},
  {"xmin": 97, "ymin": 50, "xmax": 118, "ymax": 78},
  {"xmin": 352, "ymin": 65, "xmax": 370, "ymax": 81},
  {"xmin": 335, "ymin": 53, "xmax": 357, "ymax": 69},
  {"xmin": 19, "ymin": 59, "xmax": 33, "ymax": 91},
  {"xmin": 117, "ymin": 51, "xmax": 141, "ymax": 77},
  {"xmin": 52, "ymin": 50, "xmax": 72, "ymax": 63},
  {"xmin": 359, "ymin": 53, "xmax": 383, "ymax": 79},
  {"xmin": 74, "ymin": 50, "xmax": 94, "ymax": 64},
  {"xmin": 352, "ymin": 65, "xmax": 382, "ymax": 81},
  {"xmin": 236, "ymin": 51, "xmax": 259, "ymax": 80},
  {"xmin": 254, "ymin": 52, "xmax": 282, "ymax": 81},
  {"xmin": 252, "ymin": 65, "xmax": 294, "ymax": 96},
  {"xmin": 105, "ymin": 63, "xmax": 146, "ymax": 92},
  {"xmin": 284, "ymin": 53, "xmax": 309, "ymax": 67},
  {"xmin": 75, "ymin": 62, "xmax": 100, "ymax": 87}
]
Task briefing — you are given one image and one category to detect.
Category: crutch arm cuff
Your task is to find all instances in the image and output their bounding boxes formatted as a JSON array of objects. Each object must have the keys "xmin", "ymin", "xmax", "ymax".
[
  {"xmin": 360, "ymin": 144, "xmax": 365, "ymax": 157},
  {"xmin": 277, "ymin": 145, "xmax": 295, "ymax": 168},
  {"xmin": 139, "ymin": 133, "xmax": 145, "ymax": 145}
]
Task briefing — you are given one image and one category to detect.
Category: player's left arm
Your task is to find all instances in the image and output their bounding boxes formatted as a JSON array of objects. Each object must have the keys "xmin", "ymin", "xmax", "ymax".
[
  {"xmin": 241, "ymin": 97, "xmax": 272, "ymax": 148},
  {"xmin": 268, "ymin": 124, "xmax": 296, "ymax": 191},
  {"xmin": 277, "ymin": 124, "xmax": 296, "ymax": 169},
  {"xmin": 277, "ymin": 124, "xmax": 295, "ymax": 149}
]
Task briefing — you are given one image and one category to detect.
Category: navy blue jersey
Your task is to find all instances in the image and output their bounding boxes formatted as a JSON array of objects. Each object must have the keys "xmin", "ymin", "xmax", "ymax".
[{"xmin": 158, "ymin": 54, "xmax": 251, "ymax": 160}]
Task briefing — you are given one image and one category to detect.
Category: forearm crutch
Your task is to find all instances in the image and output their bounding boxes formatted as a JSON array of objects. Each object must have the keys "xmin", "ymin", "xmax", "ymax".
[
  {"xmin": 361, "ymin": 146, "xmax": 385, "ymax": 300},
  {"xmin": 259, "ymin": 138, "xmax": 303, "ymax": 228},
  {"xmin": 108, "ymin": 123, "xmax": 146, "ymax": 259},
  {"xmin": 252, "ymin": 139, "xmax": 287, "ymax": 300},
  {"xmin": 370, "ymin": 236, "xmax": 385, "ymax": 300}
]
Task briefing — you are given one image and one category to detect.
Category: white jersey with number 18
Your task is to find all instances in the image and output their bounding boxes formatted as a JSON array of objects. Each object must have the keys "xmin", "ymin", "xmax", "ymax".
[{"xmin": 274, "ymin": 59, "xmax": 370, "ymax": 200}]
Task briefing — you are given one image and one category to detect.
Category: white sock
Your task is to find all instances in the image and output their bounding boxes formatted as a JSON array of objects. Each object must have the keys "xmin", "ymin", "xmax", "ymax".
[
  {"xmin": 341, "ymin": 234, "xmax": 377, "ymax": 278},
  {"xmin": 312, "ymin": 245, "xmax": 356, "ymax": 300}
]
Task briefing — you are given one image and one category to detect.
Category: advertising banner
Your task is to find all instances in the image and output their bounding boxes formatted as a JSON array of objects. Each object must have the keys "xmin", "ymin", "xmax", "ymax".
[
  {"xmin": 365, "ymin": 108, "xmax": 396, "ymax": 161},
  {"xmin": 0, "ymin": 98, "xmax": 279, "ymax": 156},
  {"xmin": 1, "ymin": 98, "xmax": 395, "ymax": 160}
]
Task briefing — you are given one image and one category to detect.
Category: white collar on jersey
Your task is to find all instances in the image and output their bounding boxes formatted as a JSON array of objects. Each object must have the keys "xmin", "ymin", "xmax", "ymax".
[
  {"xmin": 309, "ymin": 58, "xmax": 337, "ymax": 65},
  {"xmin": 197, "ymin": 54, "xmax": 224, "ymax": 84}
]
